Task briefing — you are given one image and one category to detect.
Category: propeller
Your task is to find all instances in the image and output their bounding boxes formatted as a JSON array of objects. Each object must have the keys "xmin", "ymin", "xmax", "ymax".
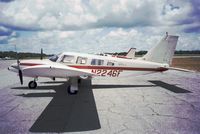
[
  {"xmin": 17, "ymin": 57, "xmax": 23, "ymax": 85},
  {"xmin": 18, "ymin": 69, "xmax": 23, "ymax": 85},
  {"xmin": 40, "ymin": 48, "xmax": 43, "ymax": 60},
  {"xmin": 15, "ymin": 45, "xmax": 23, "ymax": 85}
]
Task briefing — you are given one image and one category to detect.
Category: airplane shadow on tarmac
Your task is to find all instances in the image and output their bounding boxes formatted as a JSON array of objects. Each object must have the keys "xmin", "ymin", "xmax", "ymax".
[
  {"xmin": 149, "ymin": 80, "xmax": 192, "ymax": 93},
  {"xmin": 12, "ymin": 80, "xmax": 191, "ymax": 132},
  {"xmin": 12, "ymin": 80, "xmax": 157, "ymax": 133},
  {"xmin": 13, "ymin": 79, "xmax": 101, "ymax": 132}
]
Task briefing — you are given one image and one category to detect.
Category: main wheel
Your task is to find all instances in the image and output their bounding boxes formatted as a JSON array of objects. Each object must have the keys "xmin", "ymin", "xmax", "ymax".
[
  {"xmin": 28, "ymin": 81, "xmax": 37, "ymax": 89},
  {"xmin": 78, "ymin": 79, "xmax": 81, "ymax": 84},
  {"xmin": 67, "ymin": 86, "xmax": 78, "ymax": 95}
]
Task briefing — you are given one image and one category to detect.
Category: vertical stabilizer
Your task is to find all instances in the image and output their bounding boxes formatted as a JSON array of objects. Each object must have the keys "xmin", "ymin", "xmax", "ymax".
[{"xmin": 142, "ymin": 33, "xmax": 179, "ymax": 65}]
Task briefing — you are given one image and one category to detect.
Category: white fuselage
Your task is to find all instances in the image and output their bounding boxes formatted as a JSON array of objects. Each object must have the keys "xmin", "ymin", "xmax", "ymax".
[{"xmin": 9, "ymin": 52, "xmax": 169, "ymax": 79}]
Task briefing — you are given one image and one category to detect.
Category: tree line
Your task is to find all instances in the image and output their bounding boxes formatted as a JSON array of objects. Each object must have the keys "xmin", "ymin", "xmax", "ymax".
[
  {"xmin": 108, "ymin": 50, "xmax": 200, "ymax": 56},
  {"xmin": 0, "ymin": 51, "xmax": 49, "ymax": 59},
  {"xmin": 0, "ymin": 50, "xmax": 200, "ymax": 59}
]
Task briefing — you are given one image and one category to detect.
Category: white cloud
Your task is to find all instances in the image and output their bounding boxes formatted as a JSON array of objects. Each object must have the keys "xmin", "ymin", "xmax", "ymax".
[
  {"xmin": 0, "ymin": 26, "xmax": 17, "ymax": 44},
  {"xmin": 161, "ymin": 2, "xmax": 192, "ymax": 25},
  {"xmin": 0, "ymin": 0, "xmax": 194, "ymax": 30},
  {"xmin": 38, "ymin": 14, "xmax": 60, "ymax": 29},
  {"xmin": 0, "ymin": 26, "xmax": 12, "ymax": 36},
  {"xmin": 0, "ymin": 0, "xmax": 199, "ymax": 53},
  {"xmin": 2, "ymin": 28, "xmax": 198, "ymax": 54}
]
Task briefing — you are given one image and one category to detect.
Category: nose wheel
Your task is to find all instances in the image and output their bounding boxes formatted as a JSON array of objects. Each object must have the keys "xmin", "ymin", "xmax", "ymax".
[{"xmin": 28, "ymin": 81, "xmax": 37, "ymax": 89}]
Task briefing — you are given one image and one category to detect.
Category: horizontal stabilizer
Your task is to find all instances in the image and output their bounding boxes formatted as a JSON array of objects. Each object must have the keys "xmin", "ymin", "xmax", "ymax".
[{"xmin": 167, "ymin": 67, "xmax": 195, "ymax": 73}]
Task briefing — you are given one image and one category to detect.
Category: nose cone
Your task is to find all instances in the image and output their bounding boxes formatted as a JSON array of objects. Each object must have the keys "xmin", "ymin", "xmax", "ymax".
[{"xmin": 8, "ymin": 63, "xmax": 18, "ymax": 72}]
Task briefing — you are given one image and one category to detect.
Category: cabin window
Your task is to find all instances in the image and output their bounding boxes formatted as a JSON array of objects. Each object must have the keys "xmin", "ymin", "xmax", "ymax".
[
  {"xmin": 107, "ymin": 61, "xmax": 114, "ymax": 66},
  {"xmin": 91, "ymin": 59, "xmax": 104, "ymax": 65},
  {"xmin": 76, "ymin": 57, "xmax": 87, "ymax": 64},
  {"xmin": 61, "ymin": 55, "xmax": 75, "ymax": 63}
]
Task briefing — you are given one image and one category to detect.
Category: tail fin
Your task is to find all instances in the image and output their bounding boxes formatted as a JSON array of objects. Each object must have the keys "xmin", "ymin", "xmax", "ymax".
[
  {"xmin": 142, "ymin": 33, "xmax": 179, "ymax": 65},
  {"xmin": 126, "ymin": 48, "xmax": 136, "ymax": 59}
]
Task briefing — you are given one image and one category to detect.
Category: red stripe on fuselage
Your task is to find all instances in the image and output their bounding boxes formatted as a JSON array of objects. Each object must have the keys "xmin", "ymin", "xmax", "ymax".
[
  {"xmin": 69, "ymin": 65, "xmax": 168, "ymax": 72},
  {"xmin": 19, "ymin": 63, "xmax": 168, "ymax": 72},
  {"xmin": 20, "ymin": 63, "xmax": 43, "ymax": 66}
]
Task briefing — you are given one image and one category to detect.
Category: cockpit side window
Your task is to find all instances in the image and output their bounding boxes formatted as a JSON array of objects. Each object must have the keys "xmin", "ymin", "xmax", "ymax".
[
  {"xmin": 76, "ymin": 57, "xmax": 87, "ymax": 64},
  {"xmin": 91, "ymin": 59, "xmax": 104, "ymax": 65},
  {"xmin": 61, "ymin": 55, "xmax": 75, "ymax": 63}
]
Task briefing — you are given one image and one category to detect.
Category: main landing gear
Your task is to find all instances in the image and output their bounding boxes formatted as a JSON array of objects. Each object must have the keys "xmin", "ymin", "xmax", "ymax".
[
  {"xmin": 67, "ymin": 77, "xmax": 80, "ymax": 95},
  {"xmin": 27, "ymin": 77, "xmax": 81, "ymax": 95}
]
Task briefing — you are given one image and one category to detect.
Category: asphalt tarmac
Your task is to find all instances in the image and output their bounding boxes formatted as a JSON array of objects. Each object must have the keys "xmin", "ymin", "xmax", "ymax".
[{"xmin": 0, "ymin": 60, "xmax": 200, "ymax": 134}]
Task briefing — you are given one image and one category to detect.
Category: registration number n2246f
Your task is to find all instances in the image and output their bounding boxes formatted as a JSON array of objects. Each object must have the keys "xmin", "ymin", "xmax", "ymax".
[{"xmin": 91, "ymin": 69, "xmax": 122, "ymax": 77}]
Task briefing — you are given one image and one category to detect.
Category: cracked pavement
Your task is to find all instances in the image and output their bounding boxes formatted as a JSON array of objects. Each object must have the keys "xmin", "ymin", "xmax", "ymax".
[{"xmin": 0, "ymin": 60, "xmax": 200, "ymax": 134}]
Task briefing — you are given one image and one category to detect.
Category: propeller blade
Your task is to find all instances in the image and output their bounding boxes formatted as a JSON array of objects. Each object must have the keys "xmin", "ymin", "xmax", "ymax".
[
  {"xmin": 40, "ymin": 48, "xmax": 43, "ymax": 60},
  {"xmin": 14, "ymin": 45, "xmax": 23, "ymax": 85},
  {"xmin": 19, "ymin": 69, "xmax": 23, "ymax": 85}
]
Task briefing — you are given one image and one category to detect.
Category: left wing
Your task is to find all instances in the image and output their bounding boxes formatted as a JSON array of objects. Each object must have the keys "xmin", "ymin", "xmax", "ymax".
[{"xmin": 22, "ymin": 64, "xmax": 95, "ymax": 78}]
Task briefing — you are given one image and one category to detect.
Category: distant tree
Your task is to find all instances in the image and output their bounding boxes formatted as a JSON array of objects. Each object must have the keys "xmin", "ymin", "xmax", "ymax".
[
  {"xmin": 0, "ymin": 50, "xmax": 200, "ymax": 59},
  {"xmin": 0, "ymin": 51, "xmax": 50, "ymax": 59},
  {"xmin": 103, "ymin": 50, "xmax": 200, "ymax": 56}
]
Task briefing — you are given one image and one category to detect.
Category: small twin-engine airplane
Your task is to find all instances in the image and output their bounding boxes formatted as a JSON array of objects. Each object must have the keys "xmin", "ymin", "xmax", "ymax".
[{"xmin": 8, "ymin": 33, "xmax": 186, "ymax": 94}]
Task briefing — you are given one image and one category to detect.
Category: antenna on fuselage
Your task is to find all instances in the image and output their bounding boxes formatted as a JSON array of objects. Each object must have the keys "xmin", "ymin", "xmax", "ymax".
[{"xmin": 40, "ymin": 48, "xmax": 43, "ymax": 60}]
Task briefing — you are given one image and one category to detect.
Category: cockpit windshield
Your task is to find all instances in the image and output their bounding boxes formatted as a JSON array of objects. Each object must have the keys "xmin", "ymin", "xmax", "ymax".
[{"xmin": 49, "ymin": 54, "xmax": 60, "ymax": 62}]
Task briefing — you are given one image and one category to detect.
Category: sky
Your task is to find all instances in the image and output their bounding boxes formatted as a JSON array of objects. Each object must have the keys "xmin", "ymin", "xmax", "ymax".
[{"xmin": 0, "ymin": 0, "xmax": 199, "ymax": 54}]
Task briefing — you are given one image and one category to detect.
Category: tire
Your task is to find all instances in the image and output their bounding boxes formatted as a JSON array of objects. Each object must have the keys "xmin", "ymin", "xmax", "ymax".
[
  {"xmin": 78, "ymin": 79, "xmax": 81, "ymax": 84},
  {"xmin": 67, "ymin": 86, "xmax": 78, "ymax": 95},
  {"xmin": 28, "ymin": 81, "xmax": 37, "ymax": 89}
]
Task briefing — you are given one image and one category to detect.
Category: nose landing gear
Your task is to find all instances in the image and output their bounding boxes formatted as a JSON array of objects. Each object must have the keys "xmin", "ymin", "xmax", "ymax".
[
  {"xmin": 28, "ymin": 78, "xmax": 37, "ymax": 89},
  {"xmin": 28, "ymin": 81, "xmax": 37, "ymax": 89}
]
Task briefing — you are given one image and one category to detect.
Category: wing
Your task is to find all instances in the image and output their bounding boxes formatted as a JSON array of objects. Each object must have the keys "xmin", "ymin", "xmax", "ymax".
[{"xmin": 22, "ymin": 64, "xmax": 95, "ymax": 78}]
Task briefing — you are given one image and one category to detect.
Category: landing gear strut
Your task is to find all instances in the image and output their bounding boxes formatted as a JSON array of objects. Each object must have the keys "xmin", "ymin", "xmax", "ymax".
[
  {"xmin": 67, "ymin": 77, "xmax": 80, "ymax": 95},
  {"xmin": 67, "ymin": 86, "xmax": 78, "ymax": 94}
]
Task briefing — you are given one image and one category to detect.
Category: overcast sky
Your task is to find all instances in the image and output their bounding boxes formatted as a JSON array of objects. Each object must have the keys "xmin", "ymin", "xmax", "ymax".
[{"xmin": 0, "ymin": 0, "xmax": 199, "ymax": 54}]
